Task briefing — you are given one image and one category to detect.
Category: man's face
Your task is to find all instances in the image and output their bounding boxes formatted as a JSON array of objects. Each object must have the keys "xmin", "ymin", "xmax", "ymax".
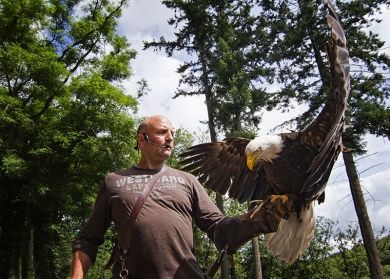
[{"xmin": 143, "ymin": 117, "xmax": 175, "ymax": 160}]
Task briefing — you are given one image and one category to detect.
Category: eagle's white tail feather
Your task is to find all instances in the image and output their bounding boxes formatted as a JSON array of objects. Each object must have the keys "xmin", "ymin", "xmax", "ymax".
[{"xmin": 265, "ymin": 202, "xmax": 315, "ymax": 263}]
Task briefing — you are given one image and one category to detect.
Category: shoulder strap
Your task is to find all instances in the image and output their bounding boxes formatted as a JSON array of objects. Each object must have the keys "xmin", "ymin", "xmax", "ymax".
[{"xmin": 118, "ymin": 165, "xmax": 167, "ymax": 255}]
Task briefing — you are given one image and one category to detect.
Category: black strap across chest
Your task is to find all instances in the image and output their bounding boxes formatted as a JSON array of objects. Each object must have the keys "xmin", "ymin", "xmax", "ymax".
[
  {"xmin": 115, "ymin": 165, "xmax": 167, "ymax": 279},
  {"xmin": 119, "ymin": 165, "xmax": 167, "ymax": 255}
]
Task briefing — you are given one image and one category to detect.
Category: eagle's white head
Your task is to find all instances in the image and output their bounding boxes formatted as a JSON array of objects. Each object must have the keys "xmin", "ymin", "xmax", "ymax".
[{"xmin": 245, "ymin": 134, "xmax": 284, "ymax": 170}]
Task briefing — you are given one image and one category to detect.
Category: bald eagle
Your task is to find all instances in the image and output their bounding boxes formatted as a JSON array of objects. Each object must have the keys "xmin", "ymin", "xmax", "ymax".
[{"xmin": 180, "ymin": 0, "xmax": 350, "ymax": 263}]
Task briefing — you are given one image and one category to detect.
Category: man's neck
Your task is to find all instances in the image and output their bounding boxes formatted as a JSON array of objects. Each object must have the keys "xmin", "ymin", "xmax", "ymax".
[{"xmin": 136, "ymin": 158, "xmax": 165, "ymax": 170}]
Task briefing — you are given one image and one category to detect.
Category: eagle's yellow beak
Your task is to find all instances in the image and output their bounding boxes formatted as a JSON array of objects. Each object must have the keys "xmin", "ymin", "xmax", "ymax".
[{"xmin": 246, "ymin": 154, "xmax": 256, "ymax": 170}]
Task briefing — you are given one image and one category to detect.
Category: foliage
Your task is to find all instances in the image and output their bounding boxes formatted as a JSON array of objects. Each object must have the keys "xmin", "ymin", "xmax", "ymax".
[
  {"xmin": 167, "ymin": 127, "xmax": 195, "ymax": 168},
  {"xmin": 378, "ymin": 232, "xmax": 390, "ymax": 266},
  {"xmin": 0, "ymin": 0, "xmax": 138, "ymax": 277},
  {"xmin": 150, "ymin": 0, "xmax": 390, "ymax": 148},
  {"xmin": 334, "ymin": 224, "xmax": 370, "ymax": 278},
  {"xmin": 86, "ymin": 227, "xmax": 117, "ymax": 279}
]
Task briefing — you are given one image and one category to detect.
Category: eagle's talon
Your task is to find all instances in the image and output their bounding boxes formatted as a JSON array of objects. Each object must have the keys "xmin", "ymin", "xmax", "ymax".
[{"xmin": 266, "ymin": 194, "xmax": 293, "ymax": 220}]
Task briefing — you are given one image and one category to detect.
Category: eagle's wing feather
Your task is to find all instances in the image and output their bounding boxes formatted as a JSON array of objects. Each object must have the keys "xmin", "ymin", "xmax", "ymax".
[
  {"xmin": 298, "ymin": 0, "xmax": 350, "ymax": 202},
  {"xmin": 180, "ymin": 138, "xmax": 261, "ymax": 201},
  {"xmin": 235, "ymin": 170, "xmax": 261, "ymax": 202},
  {"xmin": 229, "ymin": 164, "xmax": 258, "ymax": 202}
]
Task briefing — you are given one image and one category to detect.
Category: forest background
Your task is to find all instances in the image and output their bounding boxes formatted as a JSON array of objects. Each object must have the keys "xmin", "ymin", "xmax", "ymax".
[{"xmin": 0, "ymin": 0, "xmax": 389, "ymax": 278}]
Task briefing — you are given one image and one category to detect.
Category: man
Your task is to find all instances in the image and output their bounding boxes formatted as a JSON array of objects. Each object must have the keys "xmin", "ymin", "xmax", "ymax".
[{"xmin": 70, "ymin": 115, "xmax": 291, "ymax": 279}]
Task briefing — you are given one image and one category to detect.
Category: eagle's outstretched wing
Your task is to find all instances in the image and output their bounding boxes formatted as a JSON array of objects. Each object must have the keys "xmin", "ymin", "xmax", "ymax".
[
  {"xmin": 299, "ymin": 0, "xmax": 350, "ymax": 201},
  {"xmin": 180, "ymin": 138, "xmax": 263, "ymax": 202}
]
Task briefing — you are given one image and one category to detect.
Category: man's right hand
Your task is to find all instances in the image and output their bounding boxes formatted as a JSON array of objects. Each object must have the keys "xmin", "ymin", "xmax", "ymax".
[{"xmin": 70, "ymin": 250, "xmax": 92, "ymax": 279}]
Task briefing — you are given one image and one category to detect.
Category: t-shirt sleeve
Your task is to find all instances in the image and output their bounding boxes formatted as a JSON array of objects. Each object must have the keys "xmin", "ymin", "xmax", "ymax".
[
  {"xmin": 191, "ymin": 176, "xmax": 225, "ymax": 240},
  {"xmin": 72, "ymin": 179, "xmax": 112, "ymax": 261}
]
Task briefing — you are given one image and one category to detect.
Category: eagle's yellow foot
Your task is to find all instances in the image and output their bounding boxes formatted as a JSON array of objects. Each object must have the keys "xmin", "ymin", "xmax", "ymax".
[{"xmin": 270, "ymin": 194, "xmax": 289, "ymax": 203}]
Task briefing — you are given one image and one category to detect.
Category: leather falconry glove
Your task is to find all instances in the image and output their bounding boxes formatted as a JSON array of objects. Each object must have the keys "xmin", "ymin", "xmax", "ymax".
[{"xmin": 214, "ymin": 195, "xmax": 293, "ymax": 255}]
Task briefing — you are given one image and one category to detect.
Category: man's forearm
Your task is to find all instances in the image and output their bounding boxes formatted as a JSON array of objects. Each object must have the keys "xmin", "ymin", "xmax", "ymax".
[
  {"xmin": 214, "ymin": 196, "xmax": 292, "ymax": 254},
  {"xmin": 214, "ymin": 207, "xmax": 281, "ymax": 254},
  {"xmin": 70, "ymin": 250, "xmax": 93, "ymax": 279}
]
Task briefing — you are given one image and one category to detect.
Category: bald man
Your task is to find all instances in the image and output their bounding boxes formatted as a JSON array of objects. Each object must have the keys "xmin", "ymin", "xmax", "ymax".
[{"xmin": 70, "ymin": 115, "xmax": 290, "ymax": 279}]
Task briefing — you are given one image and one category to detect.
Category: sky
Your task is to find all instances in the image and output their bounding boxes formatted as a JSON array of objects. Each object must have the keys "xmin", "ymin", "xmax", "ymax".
[{"xmin": 117, "ymin": 1, "xmax": 390, "ymax": 232}]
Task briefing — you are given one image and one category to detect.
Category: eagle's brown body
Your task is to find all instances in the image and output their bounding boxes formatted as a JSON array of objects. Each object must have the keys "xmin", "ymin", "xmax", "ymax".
[{"xmin": 180, "ymin": 0, "xmax": 350, "ymax": 263}]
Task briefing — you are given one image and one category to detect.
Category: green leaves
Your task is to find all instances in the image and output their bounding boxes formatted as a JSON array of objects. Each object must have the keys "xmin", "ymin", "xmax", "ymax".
[
  {"xmin": 1, "ymin": 153, "xmax": 27, "ymax": 176},
  {"xmin": 100, "ymin": 36, "xmax": 136, "ymax": 81},
  {"xmin": 0, "ymin": 0, "xmax": 139, "ymax": 277}
]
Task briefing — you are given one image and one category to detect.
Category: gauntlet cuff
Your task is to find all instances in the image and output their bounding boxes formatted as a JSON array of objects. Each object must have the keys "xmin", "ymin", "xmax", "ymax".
[{"xmin": 214, "ymin": 206, "xmax": 281, "ymax": 254}]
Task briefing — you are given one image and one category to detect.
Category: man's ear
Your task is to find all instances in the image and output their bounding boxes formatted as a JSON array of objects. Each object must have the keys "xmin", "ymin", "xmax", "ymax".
[
  {"xmin": 135, "ymin": 134, "xmax": 142, "ymax": 150},
  {"xmin": 136, "ymin": 133, "xmax": 147, "ymax": 147}
]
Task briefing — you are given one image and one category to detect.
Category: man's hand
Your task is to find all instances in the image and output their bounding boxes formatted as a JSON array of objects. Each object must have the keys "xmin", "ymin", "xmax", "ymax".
[{"xmin": 70, "ymin": 250, "xmax": 92, "ymax": 279}]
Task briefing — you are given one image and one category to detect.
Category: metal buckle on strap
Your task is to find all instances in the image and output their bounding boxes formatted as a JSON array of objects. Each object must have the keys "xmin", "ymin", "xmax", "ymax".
[{"xmin": 119, "ymin": 254, "xmax": 129, "ymax": 279}]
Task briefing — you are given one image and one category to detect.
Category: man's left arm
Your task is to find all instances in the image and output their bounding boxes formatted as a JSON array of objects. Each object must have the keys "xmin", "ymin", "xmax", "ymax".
[
  {"xmin": 190, "ymin": 175, "xmax": 292, "ymax": 254},
  {"xmin": 213, "ymin": 197, "xmax": 291, "ymax": 254},
  {"xmin": 190, "ymin": 176, "xmax": 225, "ymax": 239}
]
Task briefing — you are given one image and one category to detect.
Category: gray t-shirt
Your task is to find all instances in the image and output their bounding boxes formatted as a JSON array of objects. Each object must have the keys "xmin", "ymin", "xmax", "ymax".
[{"xmin": 73, "ymin": 165, "xmax": 225, "ymax": 278}]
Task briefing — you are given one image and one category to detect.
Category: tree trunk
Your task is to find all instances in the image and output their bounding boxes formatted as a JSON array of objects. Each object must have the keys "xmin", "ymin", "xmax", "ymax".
[
  {"xmin": 200, "ymin": 44, "xmax": 230, "ymax": 278},
  {"xmin": 251, "ymin": 238, "xmax": 262, "ymax": 279},
  {"xmin": 34, "ymin": 223, "xmax": 55, "ymax": 279},
  {"xmin": 26, "ymin": 225, "xmax": 35, "ymax": 279},
  {"xmin": 342, "ymin": 151, "xmax": 384, "ymax": 279},
  {"xmin": 199, "ymin": 48, "xmax": 217, "ymax": 143}
]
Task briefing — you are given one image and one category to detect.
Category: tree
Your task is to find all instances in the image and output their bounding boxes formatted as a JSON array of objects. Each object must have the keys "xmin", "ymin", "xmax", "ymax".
[
  {"xmin": 0, "ymin": 0, "xmax": 138, "ymax": 277},
  {"xmin": 334, "ymin": 224, "xmax": 370, "ymax": 278}
]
